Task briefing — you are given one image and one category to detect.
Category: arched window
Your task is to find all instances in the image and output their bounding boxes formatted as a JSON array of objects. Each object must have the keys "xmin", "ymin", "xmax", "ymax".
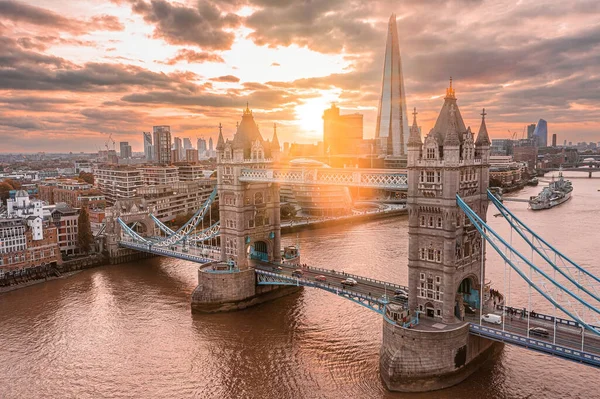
[{"xmin": 254, "ymin": 192, "xmax": 263, "ymax": 205}]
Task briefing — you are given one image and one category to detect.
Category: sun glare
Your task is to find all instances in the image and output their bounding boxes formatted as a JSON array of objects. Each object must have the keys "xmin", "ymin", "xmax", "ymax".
[{"xmin": 294, "ymin": 90, "xmax": 342, "ymax": 140}]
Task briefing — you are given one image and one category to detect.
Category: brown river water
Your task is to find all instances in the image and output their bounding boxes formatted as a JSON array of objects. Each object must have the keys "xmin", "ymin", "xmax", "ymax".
[{"xmin": 1, "ymin": 172, "xmax": 599, "ymax": 398}]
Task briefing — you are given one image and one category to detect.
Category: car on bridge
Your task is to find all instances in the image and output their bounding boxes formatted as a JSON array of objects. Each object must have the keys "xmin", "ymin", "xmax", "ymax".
[
  {"xmin": 528, "ymin": 327, "xmax": 550, "ymax": 338},
  {"xmin": 271, "ymin": 266, "xmax": 283, "ymax": 273},
  {"xmin": 341, "ymin": 278, "xmax": 358, "ymax": 286},
  {"xmin": 481, "ymin": 314, "xmax": 502, "ymax": 324},
  {"xmin": 314, "ymin": 275, "xmax": 327, "ymax": 282},
  {"xmin": 394, "ymin": 289, "xmax": 408, "ymax": 300},
  {"xmin": 292, "ymin": 269, "xmax": 304, "ymax": 278}
]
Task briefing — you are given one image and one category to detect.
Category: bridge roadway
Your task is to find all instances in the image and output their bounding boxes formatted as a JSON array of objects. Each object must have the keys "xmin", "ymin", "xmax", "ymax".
[
  {"xmin": 255, "ymin": 261, "xmax": 600, "ymax": 367},
  {"xmin": 253, "ymin": 260, "xmax": 409, "ymax": 307}
]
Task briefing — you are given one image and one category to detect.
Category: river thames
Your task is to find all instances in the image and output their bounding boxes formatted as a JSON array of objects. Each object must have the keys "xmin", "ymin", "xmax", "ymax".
[{"xmin": 1, "ymin": 173, "xmax": 599, "ymax": 398}]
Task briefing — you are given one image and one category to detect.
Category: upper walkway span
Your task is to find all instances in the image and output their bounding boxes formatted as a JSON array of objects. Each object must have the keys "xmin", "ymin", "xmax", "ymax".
[{"xmin": 238, "ymin": 167, "xmax": 408, "ymax": 189}]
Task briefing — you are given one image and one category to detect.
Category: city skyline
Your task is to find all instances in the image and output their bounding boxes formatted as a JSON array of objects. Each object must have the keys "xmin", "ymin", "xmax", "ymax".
[{"xmin": 1, "ymin": 0, "xmax": 600, "ymax": 152}]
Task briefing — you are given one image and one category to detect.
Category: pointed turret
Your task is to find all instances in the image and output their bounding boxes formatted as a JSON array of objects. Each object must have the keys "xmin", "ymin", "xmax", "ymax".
[
  {"xmin": 443, "ymin": 104, "xmax": 460, "ymax": 146},
  {"xmin": 475, "ymin": 108, "xmax": 491, "ymax": 146},
  {"xmin": 272, "ymin": 123, "xmax": 280, "ymax": 149},
  {"xmin": 408, "ymin": 107, "xmax": 422, "ymax": 147},
  {"xmin": 216, "ymin": 123, "xmax": 224, "ymax": 150}
]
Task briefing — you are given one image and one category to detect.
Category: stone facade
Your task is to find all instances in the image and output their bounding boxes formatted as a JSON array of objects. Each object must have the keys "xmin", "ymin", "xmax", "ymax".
[
  {"xmin": 380, "ymin": 320, "xmax": 501, "ymax": 392},
  {"xmin": 406, "ymin": 81, "xmax": 490, "ymax": 325},
  {"xmin": 380, "ymin": 81, "xmax": 497, "ymax": 392},
  {"xmin": 216, "ymin": 106, "xmax": 281, "ymax": 269}
]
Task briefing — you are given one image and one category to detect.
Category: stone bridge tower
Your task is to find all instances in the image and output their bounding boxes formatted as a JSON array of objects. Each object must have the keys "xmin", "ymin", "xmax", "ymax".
[
  {"xmin": 406, "ymin": 80, "xmax": 490, "ymax": 324},
  {"xmin": 216, "ymin": 105, "xmax": 282, "ymax": 269},
  {"xmin": 380, "ymin": 81, "xmax": 498, "ymax": 393}
]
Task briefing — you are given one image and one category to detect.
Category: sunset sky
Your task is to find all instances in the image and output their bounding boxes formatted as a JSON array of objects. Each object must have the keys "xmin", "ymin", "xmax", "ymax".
[{"xmin": 1, "ymin": 0, "xmax": 599, "ymax": 153}]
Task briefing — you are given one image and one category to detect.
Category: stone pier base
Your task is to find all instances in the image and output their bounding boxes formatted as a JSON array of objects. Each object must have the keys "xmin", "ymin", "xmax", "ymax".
[
  {"xmin": 191, "ymin": 263, "xmax": 301, "ymax": 313},
  {"xmin": 380, "ymin": 319, "xmax": 503, "ymax": 392}
]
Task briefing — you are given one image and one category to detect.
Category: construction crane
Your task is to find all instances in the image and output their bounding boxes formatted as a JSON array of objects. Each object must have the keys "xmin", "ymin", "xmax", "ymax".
[
  {"xmin": 508, "ymin": 129, "xmax": 518, "ymax": 140},
  {"xmin": 105, "ymin": 133, "xmax": 115, "ymax": 151}
]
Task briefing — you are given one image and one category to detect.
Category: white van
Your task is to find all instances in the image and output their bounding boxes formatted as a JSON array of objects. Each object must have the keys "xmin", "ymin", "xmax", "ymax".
[{"xmin": 482, "ymin": 314, "xmax": 502, "ymax": 325}]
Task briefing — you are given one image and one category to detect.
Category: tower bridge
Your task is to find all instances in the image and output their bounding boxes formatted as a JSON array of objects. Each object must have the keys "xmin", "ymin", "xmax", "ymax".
[{"xmin": 106, "ymin": 89, "xmax": 600, "ymax": 392}]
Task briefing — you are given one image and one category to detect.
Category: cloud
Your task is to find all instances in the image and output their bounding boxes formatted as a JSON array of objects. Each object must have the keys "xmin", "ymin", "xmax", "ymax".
[
  {"xmin": 210, "ymin": 75, "xmax": 240, "ymax": 83},
  {"xmin": 271, "ymin": 62, "xmax": 280, "ymax": 66},
  {"xmin": 0, "ymin": 0, "xmax": 124, "ymax": 34},
  {"xmin": 159, "ymin": 49, "xmax": 225, "ymax": 65},
  {"xmin": 126, "ymin": 0, "xmax": 241, "ymax": 50}
]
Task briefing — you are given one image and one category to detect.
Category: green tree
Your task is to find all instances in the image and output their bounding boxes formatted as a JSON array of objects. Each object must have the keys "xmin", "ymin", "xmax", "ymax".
[
  {"xmin": 77, "ymin": 207, "xmax": 93, "ymax": 253},
  {"xmin": 79, "ymin": 171, "xmax": 95, "ymax": 185}
]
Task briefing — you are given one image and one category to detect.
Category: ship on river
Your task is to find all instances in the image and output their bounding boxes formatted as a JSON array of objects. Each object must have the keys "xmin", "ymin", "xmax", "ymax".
[{"xmin": 529, "ymin": 169, "xmax": 573, "ymax": 210}]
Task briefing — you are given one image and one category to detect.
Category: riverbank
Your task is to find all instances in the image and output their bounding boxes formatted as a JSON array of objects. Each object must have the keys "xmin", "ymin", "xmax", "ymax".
[
  {"xmin": 281, "ymin": 206, "xmax": 407, "ymax": 234},
  {"xmin": 0, "ymin": 254, "xmax": 108, "ymax": 293}
]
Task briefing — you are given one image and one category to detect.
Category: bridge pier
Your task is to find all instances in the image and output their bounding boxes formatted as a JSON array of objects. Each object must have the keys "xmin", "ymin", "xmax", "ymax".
[
  {"xmin": 380, "ymin": 318, "xmax": 502, "ymax": 392},
  {"xmin": 191, "ymin": 262, "xmax": 301, "ymax": 313}
]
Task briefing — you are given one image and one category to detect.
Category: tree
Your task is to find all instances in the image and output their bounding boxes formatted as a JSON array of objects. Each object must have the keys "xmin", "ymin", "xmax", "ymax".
[
  {"xmin": 280, "ymin": 204, "xmax": 297, "ymax": 220},
  {"xmin": 489, "ymin": 177, "xmax": 503, "ymax": 188},
  {"xmin": 77, "ymin": 207, "xmax": 93, "ymax": 254},
  {"xmin": 79, "ymin": 171, "xmax": 94, "ymax": 185},
  {"xmin": 0, "ymin": 182, "xmax": 13, "ymax": 203}
]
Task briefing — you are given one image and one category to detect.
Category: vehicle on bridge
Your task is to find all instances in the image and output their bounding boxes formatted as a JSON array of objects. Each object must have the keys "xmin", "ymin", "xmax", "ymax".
[
  {"xmin": 529, "ymin": 327, "xmax": 550, "ymax": 338},
  {"xmin": 464, "ymin": 304, "xmax": 476, "ymax": 314},
  {"xmin": 271, "ymin": 266, "xmax": 283, "ymax": 273},
  {"xmin": 292, "ymin": 269, "xmax": 304, "ymax": 278},
  {"xmin": 341, "ymin": 277, "xmax": 358, "ymax": 286},
  {"xmin": 482, "ymin": 314, "xmax": 502, "ymax": 324},
  {"xmin": 315, "ymin": 275, "xmax": 327, "ymax": 282}
]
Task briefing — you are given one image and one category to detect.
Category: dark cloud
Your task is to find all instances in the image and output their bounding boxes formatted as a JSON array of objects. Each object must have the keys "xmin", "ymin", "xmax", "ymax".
[
  {"xmin": 159, "ymin": 49, "xmax": 225, "ymax": 65},
  {"xmin": 90, "ymin": 15, "xmax": 125, "ymax": 31},
  {"xmin": 211, "ymin": 75, "xmax": 240, "ymax": 83},
  {"xmin": 126, "ymin": 0, "xmax": 241, "ymax": 50}
]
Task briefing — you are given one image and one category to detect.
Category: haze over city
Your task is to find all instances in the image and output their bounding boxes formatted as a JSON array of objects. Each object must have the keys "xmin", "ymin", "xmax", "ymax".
[{"xmin": 1, "ymin": 0, "xmax": 600, "ymax": 152}]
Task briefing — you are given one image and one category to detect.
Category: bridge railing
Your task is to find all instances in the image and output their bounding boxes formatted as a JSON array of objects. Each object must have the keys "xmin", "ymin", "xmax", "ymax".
[
  {"xmin": 119, "ymin": 240, "xmax": 215, "ymax": 264},
  {"xmin": 469, "ymin": 324, "xmax": 600, "ymax": 368},
  {"xmin": 255, "ymin": 270, "xmax": 391, "ymax": 313},
  {"xmin": 497, "ymin": 305, "xmax": 600, "ymax": 331},
  {"xmin": 267, "ymin": 261, "xmax": 408, "ymax": 291}
]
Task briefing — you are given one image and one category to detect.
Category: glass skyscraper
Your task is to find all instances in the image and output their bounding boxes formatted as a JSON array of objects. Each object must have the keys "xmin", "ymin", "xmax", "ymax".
[
  {"xmin": 375, "ymin": 14, "xmax": 409, "ymax": 156},
  {"xmin": 533, "ymin": 119, "xmax": 548, "ymax": 147}
]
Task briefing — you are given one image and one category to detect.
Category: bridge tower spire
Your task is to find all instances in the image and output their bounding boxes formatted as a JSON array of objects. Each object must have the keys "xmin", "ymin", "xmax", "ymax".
[
  {"xmin": 216, "ymin": 106, "xmax": 281, "ymax": 269},
  {"xmin": 381, "ymin": 81, "xmax": 498, "ymax": 392}
]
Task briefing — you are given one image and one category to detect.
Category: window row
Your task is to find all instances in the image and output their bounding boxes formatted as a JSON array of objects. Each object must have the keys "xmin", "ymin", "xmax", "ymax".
[
  {"xmin": 419, "ymin": 215, "xmax": 443, "ymax": 229},
  {"xmin": 419, "ymin": 171, "xmax": 441, "ymax": 183},
  {"xmin": 419, "ymin": 248, "xmax": 442, "ymax": 263}
]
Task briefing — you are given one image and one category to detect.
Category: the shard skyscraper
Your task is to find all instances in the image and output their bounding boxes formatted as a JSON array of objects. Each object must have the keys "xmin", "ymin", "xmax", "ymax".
[{"xmin": 375, "ymin": 14, "xmax": 410, "ymax": 156}]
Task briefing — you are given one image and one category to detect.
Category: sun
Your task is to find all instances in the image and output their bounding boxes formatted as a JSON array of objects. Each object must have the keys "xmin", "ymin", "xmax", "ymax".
[{"xmin": 294, "ymin": 90, "xmax": 342, "ymax": 140}]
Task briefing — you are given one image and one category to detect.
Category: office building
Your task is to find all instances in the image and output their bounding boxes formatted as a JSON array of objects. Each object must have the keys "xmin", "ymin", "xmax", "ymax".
[
  {"xmin": 552, "ymin": 134, "xmax": 557, "ymax": 147},
  {"xmin": 174, "ymin": 137, "xmax": 184, "ymax": 161},
  {"xmin": 186, "ymin": 149, "xmax": 199, "ymax": 163},
  {"xmin": 533, "ymin": 119, "xmax": 548, "ymax": 147},
  {"xmin": 143, "ymin": 132, "xmax": 153, "ymax": 161},
  {"xmin": 50, "ymin": 204, "xmax": 80, "ymax": 256},
  {"xmin": 119, "ymin": 142, "xmax": 132, "ymax": 159},
  {"xmin": 527, "ymin": 123, "xmax": 536, "ymax": 139},
  {"xmin": 153, "ymin": 126, "xmax": 172, "ymax": 165},
  {"xmin": 323, "ymin": 104, "xmax": 363, "ymax": 155},
  {"xmin": 374, "ymin": 14, "xmax": 409, "ymax": 156}
]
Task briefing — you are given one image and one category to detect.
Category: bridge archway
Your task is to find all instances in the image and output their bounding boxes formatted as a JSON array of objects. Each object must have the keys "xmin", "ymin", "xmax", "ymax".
[
  {"xmin": 248, "ymin": 240, "xmax": 270, "ymax": 261},
  {"xmin": 455, "ymin": 275, "xmax": 479, "ymax": 319}
]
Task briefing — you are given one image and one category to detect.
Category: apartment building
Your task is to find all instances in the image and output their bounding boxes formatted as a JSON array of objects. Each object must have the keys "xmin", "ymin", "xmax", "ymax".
[
  {"xmin": 137, "ymin": 166, "xmax": 179, "ymax": 186},
  {"xmin": 136, "ymin": 180, "xmax": 215, "ymax": 221},
  {"xmin": 93, "ymin": 165, "xmax": 143, "ymax": 205}
]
